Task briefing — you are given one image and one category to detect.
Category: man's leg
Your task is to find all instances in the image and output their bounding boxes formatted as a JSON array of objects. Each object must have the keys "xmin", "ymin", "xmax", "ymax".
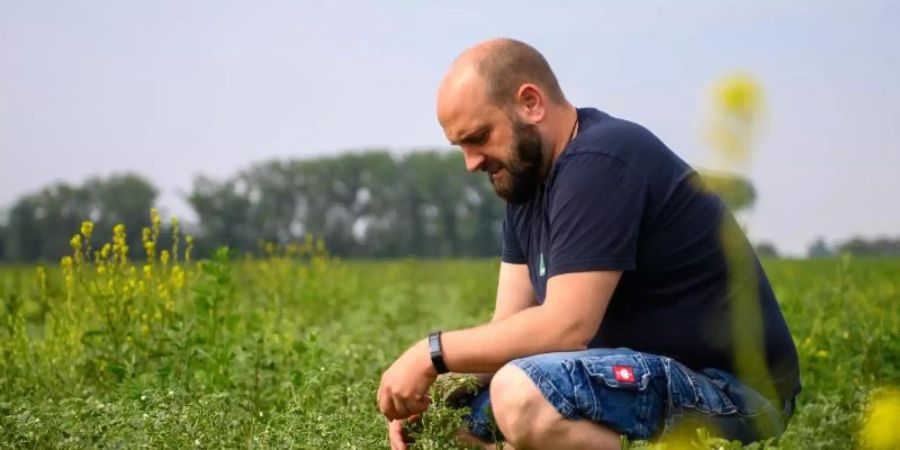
[
  {"xmin": 479, "ymin": 348, "xmax": 790, "ymax": 448},
  {"xmin": 454, "ymin": 427, "xmax": 514, "ymax": 450},
  {"xmin": 489, "ymin": 363, "xmax": 620, "ymax": 450}
]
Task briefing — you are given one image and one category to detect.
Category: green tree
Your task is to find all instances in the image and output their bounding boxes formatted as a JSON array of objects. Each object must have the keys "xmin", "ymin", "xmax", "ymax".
[
  {"xmin": 807, "ymin": 237, "xmax": 833, "ymax": 259},
  {"xmin": 697, "ymin": 170, "xmax": 756, "ymax": 212},
  {"xmin": 0, "ymin": 220, "xmax": 7, "ymax": 262},
  {"xmin": 754, "ymin": 241, "xmax": 780, "ymax": 258},
  {"xmin": 5, "ymin": 174, "xmax": 157, "ymax": 262},
  {"xmin": 838, "ymin": 236, "xmax": 900, "ymax": 256},
  {"xmin": 186, "ymin": 150, "xmax": 506, "ymax": 258}
]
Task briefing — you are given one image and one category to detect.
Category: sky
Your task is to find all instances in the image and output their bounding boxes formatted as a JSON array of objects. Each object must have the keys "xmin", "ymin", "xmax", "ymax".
[{"xmin": 1, "ymin": 0, "xmax": 898, "ymax": 256}]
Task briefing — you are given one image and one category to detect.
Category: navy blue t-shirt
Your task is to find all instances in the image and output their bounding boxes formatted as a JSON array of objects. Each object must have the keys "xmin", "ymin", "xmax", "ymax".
[{"xmin": 502, "ymin": 108, "xmax": 800, "ymax": 404}]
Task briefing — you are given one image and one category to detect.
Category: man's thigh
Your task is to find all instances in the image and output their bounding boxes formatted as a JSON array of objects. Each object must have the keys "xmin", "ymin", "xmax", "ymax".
[{"xmin": 463, "ymin": 347, "xmax": 788, "ymax": 444}]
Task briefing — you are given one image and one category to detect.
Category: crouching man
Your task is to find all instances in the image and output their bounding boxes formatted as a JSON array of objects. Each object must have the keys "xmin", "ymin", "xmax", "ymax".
[{"xmin": 377, "ymin": 38, "xmax": 800, "ymax": 450}]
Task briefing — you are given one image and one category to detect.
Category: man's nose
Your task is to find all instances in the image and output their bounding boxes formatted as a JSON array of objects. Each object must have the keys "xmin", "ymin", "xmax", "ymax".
[{"xmin": 462, "ymin": 148, "xmax": 485, "ymax": 173}]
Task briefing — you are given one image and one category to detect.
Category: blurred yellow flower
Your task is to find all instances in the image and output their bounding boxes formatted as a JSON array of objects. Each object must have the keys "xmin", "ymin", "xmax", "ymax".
[
  {"xmin": 70, "ymin": 234, "xmax": 82, "ymax": 251},
  {"xmin": 144, "ymin": 241, "xmax": 156, "ymax": 259},
  {"xmin": 150, "ymin": 208, "xmax": 161, "ymax": 241},
  {"xmin": 714, "ymin": 72, "xmax": 762, "ymax": 118},
  {"xmin": 707, "ymin": 71, "xmax": 764, "ymax": 167},
  {"xmin": 80, "ymin": 221, "xmax": 94, "ymax": 238},
  {"xmin": 861, "ymin": 388, "xmax": 900, "ymax": 450},
  {"xmin": 171, "ymin": 266, "xmax": 185, "ymax": 290}
]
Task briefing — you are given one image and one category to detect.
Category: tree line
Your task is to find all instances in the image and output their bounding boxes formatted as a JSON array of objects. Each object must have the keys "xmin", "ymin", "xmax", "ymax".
[{"xmin": 0, "ymin": 149, "xmax": 764, "ymax": 263}]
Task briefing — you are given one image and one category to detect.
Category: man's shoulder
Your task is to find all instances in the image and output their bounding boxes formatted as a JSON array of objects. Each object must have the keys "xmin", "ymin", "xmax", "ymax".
[
  {"xmin": 568, "ymin": 108, "xmax": 660, "ymax": 156},
  {"xmin": 561, "ymin": 107, "xmax": 689, "ymax": 181},
  {"xmin": 551, "ymin": 108, "xmax": 654, "ymax": 185}
]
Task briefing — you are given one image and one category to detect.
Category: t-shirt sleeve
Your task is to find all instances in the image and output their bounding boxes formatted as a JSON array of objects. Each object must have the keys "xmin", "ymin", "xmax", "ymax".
[
  {"xmin": 547, "ymin": 153, "xmax": 647, "ymax": 277},
  {"xmin": 501, "ymin": 210, "xmax": 527, "ymax": 264}
]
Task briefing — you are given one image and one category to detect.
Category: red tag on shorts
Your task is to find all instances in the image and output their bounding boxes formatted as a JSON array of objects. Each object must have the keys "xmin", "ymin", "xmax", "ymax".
[{"xmin": 613, "ymin": 365, "xmax": 635, "ymax": 383}]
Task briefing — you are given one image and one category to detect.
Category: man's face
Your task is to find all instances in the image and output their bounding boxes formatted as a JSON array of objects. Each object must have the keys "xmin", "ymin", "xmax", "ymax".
[
  {"xmin": 482, "ymin": 116, "xmax": 544, "ymax": 203},
  {"xmin": 437, "ymin": 73, "xmax": 546, "ymax": 203}
]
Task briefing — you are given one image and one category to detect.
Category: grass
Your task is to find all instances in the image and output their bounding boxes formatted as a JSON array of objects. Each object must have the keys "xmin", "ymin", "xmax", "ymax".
[{"xmin": 0, "ymin": 220, "xmax": 898, "ymax": 449}]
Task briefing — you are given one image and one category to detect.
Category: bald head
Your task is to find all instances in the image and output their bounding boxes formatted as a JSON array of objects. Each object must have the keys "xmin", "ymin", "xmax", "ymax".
[
  {"xmin": 445, "ymin": 38, "xmax": 566, "ymax": 109},
  {"xmin": 437, "ymin": 39, "xmax": 577, "ymax": 201}
]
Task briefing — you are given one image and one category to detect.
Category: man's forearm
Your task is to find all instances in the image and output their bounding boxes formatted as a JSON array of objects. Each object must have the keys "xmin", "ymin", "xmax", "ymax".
[{"xmin": 440, "ymin": 304, "xmax": 589, "ymax": 374}]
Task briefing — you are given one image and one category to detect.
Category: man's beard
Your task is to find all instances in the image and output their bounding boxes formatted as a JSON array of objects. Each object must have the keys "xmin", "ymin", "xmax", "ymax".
[{"xmin": 488, "ymin": 119, "xmax": 545, "ymax": 204}]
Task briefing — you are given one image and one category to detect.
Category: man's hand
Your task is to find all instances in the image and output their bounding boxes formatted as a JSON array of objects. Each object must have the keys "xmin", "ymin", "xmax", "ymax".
[
  {"xmin": 377, "ymin": 339, "xmax": 438, "ymax": 420},
  {"xmin": 386, "ymin": 415, "xmax": 419, "ymax": 450}
]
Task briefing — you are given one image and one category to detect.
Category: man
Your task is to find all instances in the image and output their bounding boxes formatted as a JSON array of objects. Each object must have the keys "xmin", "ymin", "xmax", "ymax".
[{"xmin": 378, "ymin": 38, "xmax": 800, "ymax": 449}]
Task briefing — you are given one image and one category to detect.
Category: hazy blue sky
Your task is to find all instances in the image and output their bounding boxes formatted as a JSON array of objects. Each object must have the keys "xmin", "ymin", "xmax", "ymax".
[{"xmin": 2, "ymin": 1, "xmax": 898, "ymax": 255}]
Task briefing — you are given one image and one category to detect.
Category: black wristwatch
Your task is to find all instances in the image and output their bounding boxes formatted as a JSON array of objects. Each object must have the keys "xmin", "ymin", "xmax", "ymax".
[{"xmin": 428, "ymin": 331, "xmax": 449, "ymax": 374}]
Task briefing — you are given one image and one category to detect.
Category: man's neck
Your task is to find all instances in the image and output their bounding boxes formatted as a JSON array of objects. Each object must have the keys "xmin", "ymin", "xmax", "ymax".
[{"xmin": 548, "ymin": 104, "xmax": 579, "ymax": 169}]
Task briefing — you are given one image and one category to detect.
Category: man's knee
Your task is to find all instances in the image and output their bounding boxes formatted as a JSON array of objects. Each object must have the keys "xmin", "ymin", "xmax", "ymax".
[{"xmin": 490, "ymin": 363, "xmax": 558, "ymax": 444}]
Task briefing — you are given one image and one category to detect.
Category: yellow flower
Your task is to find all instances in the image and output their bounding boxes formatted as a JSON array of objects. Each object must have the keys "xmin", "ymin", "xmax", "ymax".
[
  {"xmin": 815, "ymin": 350, "xmax": 829, "ymax": 358},
  {"xmin": 707, "ymin": 71, "xmax": 764, "ymax": 167},
  {"xmin": 160, "ymin": 250, "xmax": 170, "ymax": 267},
  {"xmin": 171, "ymin": 266, "xmax": 185, "ymax": 290},
  {"xmin": 80, "ymin": 221, "xmax": 94, "ymax": 238},
  {"xmin": 714, "ymin": 72, "xmax": 762, "ymax": 117},
  {"xmin": 144, "ymin": 241, "xmax": 156, "ymax": 259},
  {"xmin": 70, "ymin": 234, "xmax": 82, "ymax": 251},
  {"xmin": 861, "ymin": 389, "xmax": 900, "ymax": 450},
  {"xmin": 143, "ymin": 264, "xmax": 152, "ymax": 278},
  {"xmin": 61, "ymin": 256, "xmax": 73, "ymax": 269},
  {"xmin": 150, "ymin": 208, "xmax": 161, "ymax": 239}
]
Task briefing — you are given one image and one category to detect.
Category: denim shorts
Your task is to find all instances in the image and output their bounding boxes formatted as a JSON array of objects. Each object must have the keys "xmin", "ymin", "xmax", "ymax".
[{"xmin": 462, "ymin": 347, "xmax": 795, "ymax": 444}]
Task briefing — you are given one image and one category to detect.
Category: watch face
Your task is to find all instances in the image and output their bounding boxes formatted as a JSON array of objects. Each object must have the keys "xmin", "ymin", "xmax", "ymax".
[
  {"xmin": 428, "ymin": 331, "xmax": 448, "ymax": 374},
  {"xmin": 429, "ymin": 332, "xmax": 441, "ymax": 355}
]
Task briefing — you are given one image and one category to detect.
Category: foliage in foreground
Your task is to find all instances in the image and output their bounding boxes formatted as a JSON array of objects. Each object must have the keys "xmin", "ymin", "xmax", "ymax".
[{"xmin": 0, "ymin": 214, "xmax": 898, "ymax": 449}]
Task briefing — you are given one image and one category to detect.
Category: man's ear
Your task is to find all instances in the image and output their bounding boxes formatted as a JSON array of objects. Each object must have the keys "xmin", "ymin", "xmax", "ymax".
[{"xmin": 516, "ymin": 83, "xmax": 547, "ymax": 123}]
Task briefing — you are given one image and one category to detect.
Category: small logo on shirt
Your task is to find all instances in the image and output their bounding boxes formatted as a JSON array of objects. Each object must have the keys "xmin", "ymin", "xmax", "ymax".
[
  {"xmin": 539, "ymin": 253, "xmax": 546, "ymax": 277},
  {"xmin": 613, "ymin": 365, "xmax": 635, "ymax": 383}
]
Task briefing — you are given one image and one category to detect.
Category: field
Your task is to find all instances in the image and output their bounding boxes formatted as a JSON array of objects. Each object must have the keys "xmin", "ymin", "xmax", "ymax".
[{"xmin": 0, "ymin": 220, "xmax": 898, "ymax": 449}]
